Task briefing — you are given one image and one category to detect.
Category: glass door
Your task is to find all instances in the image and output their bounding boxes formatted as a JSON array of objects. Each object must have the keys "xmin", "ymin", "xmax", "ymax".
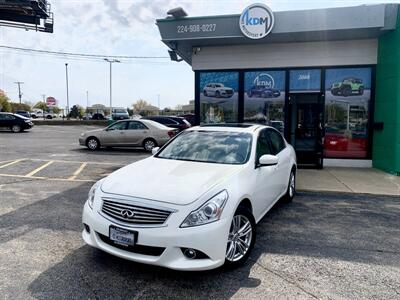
[{"xmin": 289, "ymin": 94, "xmax": 324, "ymax": 168}]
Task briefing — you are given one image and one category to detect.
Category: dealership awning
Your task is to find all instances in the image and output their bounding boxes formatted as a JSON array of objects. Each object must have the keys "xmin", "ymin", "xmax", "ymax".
[{"xmin": 156, "ymin": 4, "xmax": 398, "ymax": 65}]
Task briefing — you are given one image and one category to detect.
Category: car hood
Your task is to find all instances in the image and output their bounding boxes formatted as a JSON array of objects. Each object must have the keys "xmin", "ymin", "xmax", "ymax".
[{"xmin": 101, "ymin": 157, "xmax": 244, "ymax": 206}]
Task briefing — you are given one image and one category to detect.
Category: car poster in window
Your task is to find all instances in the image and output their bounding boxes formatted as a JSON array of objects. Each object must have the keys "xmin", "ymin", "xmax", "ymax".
[
  {"xmin": 244, "ymin": 70, "xmax": 285, "ymax": 131},
  {"xmin": 200, "ymin": 72, "xmax": 239, "ymax": 123},
  {"xmin": 324, "ymin": 67, "xmax": 372, "ymax": 159},
  {"xmin": 289, "ymin": 69, "xmax": 321, "ymax": 92}
]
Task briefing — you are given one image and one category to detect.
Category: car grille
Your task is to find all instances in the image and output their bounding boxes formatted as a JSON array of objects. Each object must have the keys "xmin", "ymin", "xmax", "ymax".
[{"xmin": 101, "ymin": 198, "xmax": 172, "ymax": 226}]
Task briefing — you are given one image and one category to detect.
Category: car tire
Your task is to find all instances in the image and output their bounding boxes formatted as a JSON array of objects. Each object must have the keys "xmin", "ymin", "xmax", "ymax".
[
  {"xmin": 215, "ymin": 91, "xmax": 221, "ymax": 98},
  {"xmin": 203, "ymin": 90, "xmax": 207, "ymax": 97},
  {"xmin": 11, "ymin": 125, "xmax": 21, "ymax": 133},
  {"xmin": 283, "ymin": 168, "xmax": 296, "ymax": 202},
  {"xmin": 342, "ymin": 86, "xmax": 351, "ymax": 97},
  {"xmin": 143, "ymin": 138, "xmax": 157, "ymax": 152},
  {"xmin": 359, "ymin": 87, "xmax": 364, "ymax": 95},
  {"xmin": 224, "ymin": 206, "xmax": 256, "ymax": 269},
  {"xmin": 86, "ymin": 137, "xmax": 100, "ymax": 151}
]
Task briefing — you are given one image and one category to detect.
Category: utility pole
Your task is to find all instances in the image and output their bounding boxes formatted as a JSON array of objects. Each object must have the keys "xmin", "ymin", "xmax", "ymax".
[
  {"xmin": 86, "ymin": 90, "xmax": 89, "ymax": 112},
  {"xmin": 14, "ymin": 81, "xmax": 24, "ymax": 104},
  {"xmin": 157, "ymin": 94, "xmax": 160, "ymax": 110},
  {"xmin": 65, "ymin": 63, "xmax": 70, "ymax": 118},
  {"xmin": 104, "ymin": 58, "xmax": 120, "ymax": 118}
]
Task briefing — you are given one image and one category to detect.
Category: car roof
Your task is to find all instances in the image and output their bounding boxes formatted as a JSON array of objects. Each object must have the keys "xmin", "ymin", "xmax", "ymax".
[{"xmin": 187, "ymin": 123, "xmax": 268, "ymax": 133}]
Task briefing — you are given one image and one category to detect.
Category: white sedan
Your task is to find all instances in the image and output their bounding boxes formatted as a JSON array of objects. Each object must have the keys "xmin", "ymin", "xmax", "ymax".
[{"xmin": 82, "ymin": 124, "xmax": 297, "ymax": 271}]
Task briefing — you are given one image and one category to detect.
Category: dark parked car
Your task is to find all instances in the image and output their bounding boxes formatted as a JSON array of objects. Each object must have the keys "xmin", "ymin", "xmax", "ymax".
[
  {"xmin": 179, "ymin": 114, "xmax": 195, "ymax": 126},
  {"xmin": 247, "ymin": 85, "xmax": 281, "ymax": 98},
  {"xmin": 15, "ymin": 110, "xmax": 31, "ymax": 118},
  {"xmin": 0, "ymin": 112, "xmax": 34, "ymax": 132},
  {"xmin": 143, "ymin": 116, "xmax": 190, "ymax": 131},
  {"xmin": 92, "ymin": 113, "xmax": 106, "ymax": 120}
]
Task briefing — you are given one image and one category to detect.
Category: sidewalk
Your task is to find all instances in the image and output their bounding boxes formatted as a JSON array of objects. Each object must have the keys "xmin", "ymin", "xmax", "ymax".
[{"xmin": 297, "ymin": 167, "xmax": 400, "ymax": 196}]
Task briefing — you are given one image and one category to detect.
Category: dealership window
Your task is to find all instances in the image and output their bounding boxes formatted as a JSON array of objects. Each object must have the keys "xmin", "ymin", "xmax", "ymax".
[
  {"xmin": 324, "ymin": 67, "xmax": 372, "ymax": 159},
  {"xmin": 200, "ymin": 72, "xmax": 239, "ymax": 123},
  {"xmin": 244, "ymin": 70, "xmax": 285, "ymax": 133}
]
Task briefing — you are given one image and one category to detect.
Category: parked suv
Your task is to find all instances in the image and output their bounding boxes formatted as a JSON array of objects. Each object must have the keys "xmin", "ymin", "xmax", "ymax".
[
  {"xmin": 143, "ymin": 116, "xmax": 190, "ymax": 132},
  {"xmin": 0, "ymin": 112, "xmax": 34, "ymax": 132},
  {"xmin": 331, "ymin": 78, "xmax": 364, "ymax": 97},
  {"xmin": 112, "ymin": 108, "xmax": 129, "ymax": 120},
  {"xmin": 247, "ymin": 86, "xmax": 281, "ymax": 98},
  {"xmin": 203, "ymin": 83, "xmax": 234, "ymax": 98},
  {"xmin": 15, "ymin": 110, "xmax": 31, "ymax": 118}
]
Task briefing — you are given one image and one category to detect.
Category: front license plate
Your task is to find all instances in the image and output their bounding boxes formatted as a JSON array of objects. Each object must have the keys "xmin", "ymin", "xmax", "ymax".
[{"xmin": 109, "ymin": 226, "xmax": 136, "ymax": 246}]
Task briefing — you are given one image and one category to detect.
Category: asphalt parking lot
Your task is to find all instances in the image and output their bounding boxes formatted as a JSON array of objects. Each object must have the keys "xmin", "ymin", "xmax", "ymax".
[{"xmin": 0, "ymin": 126, "xmax": 399, "ymax": 299}]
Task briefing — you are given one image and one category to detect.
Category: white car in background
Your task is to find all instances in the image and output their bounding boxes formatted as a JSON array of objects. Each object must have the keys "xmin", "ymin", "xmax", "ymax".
[
  {"xmin": 203, "ymin": 83, "xmax": 234, "ymax": 98},
  {"xmin": 82, "ymin": 124, "xmax": 296, "ymax": 271}
]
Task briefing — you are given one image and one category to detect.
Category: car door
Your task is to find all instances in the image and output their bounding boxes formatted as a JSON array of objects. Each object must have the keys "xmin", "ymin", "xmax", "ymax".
[
  {"xmin": 101, "ymin": 121, "xmax": 128, "ymax": 146},
  {"xmin": 253, "ymin": 129, "xmax": 282, "ymax": 214},
  {"xmin": 123, "ymin": 121, "xmax": 148, "ymax": 146},
  {"xmin": 267, "ymin": 128, "xmax": 291, "ymax": 196}
]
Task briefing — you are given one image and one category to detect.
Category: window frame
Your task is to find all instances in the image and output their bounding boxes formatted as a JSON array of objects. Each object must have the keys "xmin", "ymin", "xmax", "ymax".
[{"xmin": 266, "ymin": 128, "xmax": 286, "ymax": 155}]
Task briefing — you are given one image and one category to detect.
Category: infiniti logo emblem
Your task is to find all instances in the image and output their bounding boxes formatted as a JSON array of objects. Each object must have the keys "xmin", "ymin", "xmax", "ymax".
[{"xmin": 121, "ymin": 209, "xmax": 135, "ymax": 219}]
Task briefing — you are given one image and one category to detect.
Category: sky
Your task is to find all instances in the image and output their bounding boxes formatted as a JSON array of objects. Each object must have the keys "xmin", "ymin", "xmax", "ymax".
[{"xmin": 0, "ymin": 0, "xmax": 398, "ymax": 110}]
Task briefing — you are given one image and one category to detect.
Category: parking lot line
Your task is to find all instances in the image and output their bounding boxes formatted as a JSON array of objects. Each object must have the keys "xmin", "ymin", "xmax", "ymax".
[
  {"xmin": 68, "ymin": 162, "xmax": 87, "ymax": 180},
  {"xmin": 0, "ymin": 159, "xmax": 25, "ymax": 169},
  {"xmin": 0, "ymin": 173, "xmax": 95, "ymax": 182},
  {"xmin": 28, "ymin": 158, "xmax": 125, "ymax": 166},
  {"xmin": 25, "ymin": 161, "xmax": 54, "ymax": 177}
]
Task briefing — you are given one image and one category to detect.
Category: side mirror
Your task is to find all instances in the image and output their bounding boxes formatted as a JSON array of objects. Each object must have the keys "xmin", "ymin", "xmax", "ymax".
[
  {"xmin": 151, "ymin": 147, "xmax": 160, "ymax": 155},
  {"xmin": 258, "ymin": 154, "xmax": 278, "ymax": 167}
]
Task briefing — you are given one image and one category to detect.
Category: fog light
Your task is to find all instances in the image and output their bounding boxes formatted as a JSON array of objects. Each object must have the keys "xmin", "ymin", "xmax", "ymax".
[
  {"xmin": 83, "ymin": 223, "xmax": 90, "ymax": 233},
  {"xmin": 183, "ymin": 248, "xmax": 197, "ymax": 259}
]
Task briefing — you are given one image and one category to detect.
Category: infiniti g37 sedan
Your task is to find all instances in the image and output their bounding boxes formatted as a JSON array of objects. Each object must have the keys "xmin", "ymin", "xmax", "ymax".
[
  {"xmin": 82, "ymin": 124, "xmax": 297, "ymax": 270},
  {"xmin": 79, "ymin": 119, "xmax": 177, "ymax": 151}
]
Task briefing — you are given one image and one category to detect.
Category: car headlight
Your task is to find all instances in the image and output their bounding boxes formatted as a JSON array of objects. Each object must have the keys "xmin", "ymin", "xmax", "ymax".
[
  {"xmin": 80, "ymin": 133, "xmax": 85, "ymax": 137},
  {"xmin": 87, "ymin": 180, "xmax": 101, "ymax": 209},
  {"xmin": 180, "ymin": 190, "xmax": 228, "ymax": 228}
]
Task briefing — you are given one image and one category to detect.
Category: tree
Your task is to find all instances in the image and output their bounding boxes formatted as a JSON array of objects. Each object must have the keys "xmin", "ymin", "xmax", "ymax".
[
  {"xmin": 10, "ymin": 102, "xmax": 32, "ymax": 112},
  {"xmin": 34, "ymin": 101, "xmax": 49, "ymax": 112},
  {"xmin": 52, "ymin": 107, "xmax": 61, "ymax": 114},
  {"xmin": 69, "ymin": 105, "xmax": 85, "ymax": 119},
  {"xmin": 132, "ymin": 99, "xmax": 150, "ymax": 113},
  {"xmin": 0, "ymin": 94, "xmax": 12, "ymax": 112}
]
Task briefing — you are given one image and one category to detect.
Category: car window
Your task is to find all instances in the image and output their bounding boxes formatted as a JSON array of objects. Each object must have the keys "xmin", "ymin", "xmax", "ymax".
[
  {"xmin": 157, "ymin": 131, "xmax": 252, "ymax": 165},
  {"xmin": 108, "ymin": 122, "xmax": 127, "ymax": 130},
  {"xmin": 4, "ymin": 115, "xmax": 16, "ymax": 120},
  {"xmin": 268, "ymin": 129, "xmax": 286, "ymax": 155},
  {"xmin": 256, "ymin": 129, "xmax": 273, "ymax": 162},
  {"xmin": 128, "ymin": 121, "xmax": 147, "ymax": 130}
]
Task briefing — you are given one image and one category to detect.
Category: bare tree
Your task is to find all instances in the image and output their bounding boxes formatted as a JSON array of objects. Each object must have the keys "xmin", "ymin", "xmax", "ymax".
[{"xmin": 132, "ymin": 99, "xmax": 150, "ymax": 113}]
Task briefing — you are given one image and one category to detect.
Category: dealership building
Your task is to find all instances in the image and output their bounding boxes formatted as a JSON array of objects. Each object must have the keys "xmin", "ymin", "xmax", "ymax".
[{"xmin": 156, "ymin": 3, "xmax": 400, "ymax": 174}]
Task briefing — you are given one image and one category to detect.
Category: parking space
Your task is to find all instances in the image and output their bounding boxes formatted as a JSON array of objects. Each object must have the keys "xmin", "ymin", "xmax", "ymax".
[{"xmin": 0, "ymin": 126, "xmax": 399, "ymax": 299}]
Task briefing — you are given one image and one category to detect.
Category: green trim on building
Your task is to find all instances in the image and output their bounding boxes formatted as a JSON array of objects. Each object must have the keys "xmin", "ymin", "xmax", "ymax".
[{"xmin": 374, "ymin": 11, "xmax": 400, "ymax": 175}]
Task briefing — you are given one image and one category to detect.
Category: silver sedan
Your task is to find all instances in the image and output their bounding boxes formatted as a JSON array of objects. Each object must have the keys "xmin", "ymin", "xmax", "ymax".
[{"xmin": 79, "ymin": 119, "xmax": 177, "ymax": 151}]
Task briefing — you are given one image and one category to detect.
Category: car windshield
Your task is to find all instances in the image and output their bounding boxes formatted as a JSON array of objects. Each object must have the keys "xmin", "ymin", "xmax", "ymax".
[
  {"xmin": 114, "ymin": 109, "xmax": 127, "ymax": 113},
  {"xmin": 157, "ymin": 131, "xmax": 252, "ymax": 165}
]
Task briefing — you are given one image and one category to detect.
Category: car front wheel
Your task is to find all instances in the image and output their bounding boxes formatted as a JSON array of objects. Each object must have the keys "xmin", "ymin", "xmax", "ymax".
[
  {"xmin": 225, "ymin": 206, "xmax": 256, "ymax": 268},
  {"xmin": 11, "ymin": 124, "xmax": 22, "ymax": 133},
  {"xmin": 86, "ymin": 137, "xmax": 100, "ymax": 151},
  {"xmin": 283, "ymin": 169, "xmax": 296, "ymax": 202}
]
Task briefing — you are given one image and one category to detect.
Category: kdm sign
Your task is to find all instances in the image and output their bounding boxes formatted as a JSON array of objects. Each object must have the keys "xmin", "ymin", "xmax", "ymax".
[{"xmin": 239, "ymin": 3, "xmax": 274, "ymax": 39}]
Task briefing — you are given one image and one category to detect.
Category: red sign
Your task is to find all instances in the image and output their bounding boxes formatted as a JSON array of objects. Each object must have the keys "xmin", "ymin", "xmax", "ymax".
[{"xmin": 46, "ymin": 97, "xmax": 57, "ymax": 106}]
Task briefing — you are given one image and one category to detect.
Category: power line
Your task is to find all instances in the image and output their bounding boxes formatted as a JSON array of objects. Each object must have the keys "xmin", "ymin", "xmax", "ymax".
[{"xmin": 0, "ymin": 45, "xmax": 169, "ymax": 60}]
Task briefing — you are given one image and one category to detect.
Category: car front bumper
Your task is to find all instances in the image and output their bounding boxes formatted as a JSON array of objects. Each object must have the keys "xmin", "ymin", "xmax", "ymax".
[{"xmin": 82, "ymin": 201, "xmax": 230, "ymax": 271}]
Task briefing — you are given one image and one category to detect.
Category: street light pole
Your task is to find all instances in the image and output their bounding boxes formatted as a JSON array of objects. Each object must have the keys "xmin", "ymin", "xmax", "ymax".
[
  {"xmin": 65, "ymin": 63, "xmax": 70, "ymax": 118},
  {"xmin": 104, "ymin": 58, "xmax": 120, "ymax": 118},
  {"xmin": 86, "ymin": 90, "xmax": 89, "ymax": 112},
  {"xmin": 14, "ymin": 81, "xmax": 24, "ymax": 104}
]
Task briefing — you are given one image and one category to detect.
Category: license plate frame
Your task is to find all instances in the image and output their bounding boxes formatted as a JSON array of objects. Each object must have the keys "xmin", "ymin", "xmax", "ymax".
[{"xmin": 109, "ymin": 226, "xmax": 137, "ymax": 247}]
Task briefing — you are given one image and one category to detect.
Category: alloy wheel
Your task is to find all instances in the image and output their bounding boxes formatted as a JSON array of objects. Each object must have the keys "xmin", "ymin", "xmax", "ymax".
[
  {"xmin": 11, "ymin": 125, "xmax": 21, "ymax": 133},
  {"xmin": 87, "ymin": 138, "xmax": 98, "ymax": 150},
  {"xmin": 289, "ymin": 172, "xmax": 295, "ymax": 198},
  {"xmin": 226, "ymin": 214, "xmax": 253, "ymax": 262},
  {"xmin": 144, "ymin": 140, "xmax": 156, "ymax": 151}
]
